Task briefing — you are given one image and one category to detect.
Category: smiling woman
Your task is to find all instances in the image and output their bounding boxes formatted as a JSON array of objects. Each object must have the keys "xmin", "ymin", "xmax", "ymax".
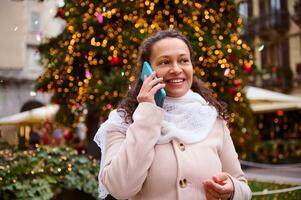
[
  {"xmin": 149, "ymin": 37, "xmax": 193, "ymax": 98},
  {"xmin": 94, "ymin": 29, "xmax": 252, "ymax": 200}
]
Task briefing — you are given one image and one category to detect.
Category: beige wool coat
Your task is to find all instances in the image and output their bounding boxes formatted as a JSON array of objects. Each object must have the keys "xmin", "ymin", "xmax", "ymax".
[{"xmin": 100, "ymin": 103, "xmax": 252, "ymax": 200}]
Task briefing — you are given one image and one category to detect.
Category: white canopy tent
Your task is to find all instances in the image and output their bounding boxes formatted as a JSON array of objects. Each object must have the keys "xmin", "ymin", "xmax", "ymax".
[
  {"xmin": 0, "ymin": 105, "xmax": 59, "ymax": 145},
  {"xmin": 245, "ymin": 86, "xmax": 301, "ymax": 113},
  {"xmin": 0, "ymin": 104, "xmax": 59, "ymax": 125},
  {"xmin": 0, "ymin": 87, "xmax": 300, "ymax": 125}
]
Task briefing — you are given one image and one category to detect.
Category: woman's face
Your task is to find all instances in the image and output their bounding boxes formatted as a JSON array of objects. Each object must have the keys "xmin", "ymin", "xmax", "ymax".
[{"xmin": 149, "ymin": 38, "xmax": 193, "ymax": 97}]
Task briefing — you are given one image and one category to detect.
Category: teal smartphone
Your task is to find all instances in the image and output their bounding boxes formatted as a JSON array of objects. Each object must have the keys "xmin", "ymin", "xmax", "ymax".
[{"xmin": 141, "ymin": 61, "xmax": 166, "ymax": 107}]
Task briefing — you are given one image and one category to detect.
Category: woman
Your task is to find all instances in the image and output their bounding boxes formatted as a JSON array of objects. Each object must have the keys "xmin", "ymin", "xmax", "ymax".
[{"xmin": 94, "ymin": 29, "xmax": 252, "ymax": 200}]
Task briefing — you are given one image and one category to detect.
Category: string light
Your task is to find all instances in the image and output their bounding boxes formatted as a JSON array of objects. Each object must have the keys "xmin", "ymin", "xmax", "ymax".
[{"xmin": 35, "ymin": 0, "xmax": 255, "ymax": 159}]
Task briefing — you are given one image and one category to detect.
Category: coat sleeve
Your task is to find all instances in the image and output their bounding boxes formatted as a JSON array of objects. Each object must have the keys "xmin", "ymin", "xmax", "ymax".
[
  {"xmin": 100, "ymin": 103, "xmax": 164, "ymax": 199},
  {"xmin": 219, "ymin": 122, "xmax": 252, "ymax": 200}
]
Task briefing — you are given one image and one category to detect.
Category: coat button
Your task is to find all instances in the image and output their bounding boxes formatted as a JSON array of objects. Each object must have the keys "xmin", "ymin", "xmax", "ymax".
[
  {"xmin": 179, "ymin": 143, "xmax": 185, "ymax": 151},
  {"xmin": 179, "ymin": 179, "xmax": 187, "ymax": 188}
]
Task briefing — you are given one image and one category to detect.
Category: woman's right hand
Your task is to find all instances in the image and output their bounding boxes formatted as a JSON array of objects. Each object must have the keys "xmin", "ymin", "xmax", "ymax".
[{"xmin": 137, "ymin": 71, "xmax": 165, "ymax": 105}]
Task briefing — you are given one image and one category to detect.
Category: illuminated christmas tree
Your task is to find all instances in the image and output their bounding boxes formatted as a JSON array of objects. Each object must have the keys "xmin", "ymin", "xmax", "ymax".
[{"xmin": 37, "ymin": 0, "xmax": 257, "ymax": 159}]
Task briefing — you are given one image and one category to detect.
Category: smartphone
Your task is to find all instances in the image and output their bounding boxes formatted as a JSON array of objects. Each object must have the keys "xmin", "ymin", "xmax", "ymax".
[{"xmin": 141, "ymin": 61, "xmax": 166, "ymax": 107}]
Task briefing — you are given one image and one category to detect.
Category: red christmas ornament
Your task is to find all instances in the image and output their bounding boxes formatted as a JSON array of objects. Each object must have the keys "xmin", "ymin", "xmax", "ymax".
[
  {"xmin": 64, "ymin": 130, "xmax": 73, "ymax": 141},
  {"xmin": 58, "ymin": 8, "xmax": 65, "ymax": 19},
  {"xmin": 243, "ymin": 63, "xmax": 253, "ymax": 74},
  {"xmin": 109, "ymin": 56, "xmax": 121, "ymax": 66},
  {"xmin": 228, "ymin": 88, "xmax": 236, "ymax": 96},
  {"xmin": 234, "ymin": 79, "xmax": 242, "ymax": 88}
]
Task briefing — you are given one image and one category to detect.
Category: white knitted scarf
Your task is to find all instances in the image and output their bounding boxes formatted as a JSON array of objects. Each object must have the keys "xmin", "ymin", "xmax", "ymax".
[{"xmin": 93, "ymin": 90, "xmax": 217, "ymax": 198}]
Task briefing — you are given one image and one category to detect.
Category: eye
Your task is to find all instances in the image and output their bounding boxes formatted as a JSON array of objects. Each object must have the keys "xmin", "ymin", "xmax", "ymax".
[
  {"xmin": 158, "ymin": 59, "xmax": 169, "ymax": 65},
  {"xmin": 179, "ymin": 58, "xmax": 190, "ymax": 64}
]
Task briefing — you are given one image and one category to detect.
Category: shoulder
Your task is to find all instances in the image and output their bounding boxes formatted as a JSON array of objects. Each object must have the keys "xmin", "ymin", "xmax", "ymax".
[{"xmin": 210, "ymin": 118, "xmax": 227, "ymax": 133}]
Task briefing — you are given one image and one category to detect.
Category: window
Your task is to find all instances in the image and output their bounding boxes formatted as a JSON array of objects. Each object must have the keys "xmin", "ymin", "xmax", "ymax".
[
  {"xmin": 261, "ymin": 39, "xmax": 289, "ymax": 68},
  {"xmin": 239, "ymin": 2, "xmax": 248, "ymax": 20},
  {"xmin": 30, "ymin": 11, "xmax": 40, "ymax": 32},
  {"xmin": 271, "ymin": 0, "xmax": 281, "ymax": 10},
  {"xmin": 239, "ymin": 0, "xmax": 253, "ymax": 20},
  {"xmin": 259, "ymin": 0, "xmax": 270, "ymax": 16}
]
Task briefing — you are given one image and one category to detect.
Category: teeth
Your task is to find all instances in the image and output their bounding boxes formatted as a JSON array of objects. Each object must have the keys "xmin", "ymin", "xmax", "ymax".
[{"xmin": 168, "ymin": 79, "xmax": 183, "ymax": 83}]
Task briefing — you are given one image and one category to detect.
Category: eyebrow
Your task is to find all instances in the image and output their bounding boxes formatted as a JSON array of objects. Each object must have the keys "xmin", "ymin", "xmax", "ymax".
[{"xmin": 157, "ymin": 54, "xmax": 189, "ymax": 59}]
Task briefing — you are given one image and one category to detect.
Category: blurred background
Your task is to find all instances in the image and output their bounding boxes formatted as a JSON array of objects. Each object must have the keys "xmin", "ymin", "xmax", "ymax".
[{"xmin": 0, "ymin": 0, "xmax": 300, "ymax": 199}]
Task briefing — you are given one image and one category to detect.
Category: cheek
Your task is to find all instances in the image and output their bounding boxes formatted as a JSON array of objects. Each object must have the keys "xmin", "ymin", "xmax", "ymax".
[
  {"xmin": 186, "ymin": 68, "xmax": 193, "ymax": 81},
  {"xmin": 154, "ymin": 68, "xmax": 168, "ymax": 78}
]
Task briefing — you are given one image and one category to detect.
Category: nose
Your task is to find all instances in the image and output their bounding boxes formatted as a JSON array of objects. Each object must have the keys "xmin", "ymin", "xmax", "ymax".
[{"xmin": 169, "ymin": 62, "xmax": 182, "ymax": 74}]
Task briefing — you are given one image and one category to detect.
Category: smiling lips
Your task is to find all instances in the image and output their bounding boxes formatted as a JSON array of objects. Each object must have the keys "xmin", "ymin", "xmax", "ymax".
[{"xmin": 165, "ymin": 78, "xmax": 185, "ymax": 85}]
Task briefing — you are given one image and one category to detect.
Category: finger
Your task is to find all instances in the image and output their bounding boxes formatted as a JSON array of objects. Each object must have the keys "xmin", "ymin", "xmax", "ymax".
[
  {"xmin": 204, "ymin": 179, "xmax": 232, "ymax": 196},
  {"xmin": 213, "ymin": 173, "xmax": 229, "ymax": 184},
  {"xmin": 140, "ymin": 73, "xmax": 154, "ymax": 90},
  {"xmin": 149, "ymin": 83, "xmax": 165, "ymax": 95},
  {"xmin": 204, "ymin": 183, "xmax": 230, "ymax": 200},
  {"xmin": 203, "ymin": 180, "xmax": 220, "ymax": 198},
  {"xmin": 142, "ymin": 76, "xmax": 163, "ymax": 91},
  {"xmin": 148, "ymin": 77, "xmax": 164, "ymax": 87},
  {"xmin": 143, "ymin": 71, "xmax": 157, "ymax": 83},
  {"xmin": 141, "ymin": 80, "xmax": 164, "ymax": 96},
  {"xmin": 204, "ymin": 187, "xmax": 219, "ymax": 199},
  {"xmin": 204, "ymin": 190, "xmax": 216, "ymax": 200},
  {"xmin": 140, "ymin": 72, "xmax": 156, "ymax": 89}
]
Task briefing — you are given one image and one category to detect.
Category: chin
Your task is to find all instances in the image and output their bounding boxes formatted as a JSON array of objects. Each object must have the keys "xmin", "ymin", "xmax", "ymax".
[{"xmin": 166, "ymin": 89, "xmax": 188, "ymax": 97}]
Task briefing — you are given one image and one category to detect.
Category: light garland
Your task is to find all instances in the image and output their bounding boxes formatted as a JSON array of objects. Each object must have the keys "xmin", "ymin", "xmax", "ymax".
[{"xmin": 36, "ymin": 0, "xmax": 256, "ymax": 159}]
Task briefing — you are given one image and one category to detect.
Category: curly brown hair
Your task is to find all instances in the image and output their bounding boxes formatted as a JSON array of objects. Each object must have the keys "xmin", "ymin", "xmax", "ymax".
[{"xmin": 117, "ymin": 29, "xmax": 228, "ymax": 123}]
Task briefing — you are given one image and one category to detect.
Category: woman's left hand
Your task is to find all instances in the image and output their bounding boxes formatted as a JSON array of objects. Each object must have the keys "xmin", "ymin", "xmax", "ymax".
[{"xmin": 202, "ymin": 172, "xmax": 234, "ymax": 200}]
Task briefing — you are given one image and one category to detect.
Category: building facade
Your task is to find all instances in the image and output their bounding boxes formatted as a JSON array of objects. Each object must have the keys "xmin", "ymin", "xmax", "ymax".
[
  {"xmin": 240, "ymin": 0, "xmax": 301, "ymax": 94},
  {"xmin": 0, "ymin": 0, "xmax": 65, "ymax": 118},
  {"xmin": 239, "ymin": 0, "xmax": 301, "ymax": 163}
]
